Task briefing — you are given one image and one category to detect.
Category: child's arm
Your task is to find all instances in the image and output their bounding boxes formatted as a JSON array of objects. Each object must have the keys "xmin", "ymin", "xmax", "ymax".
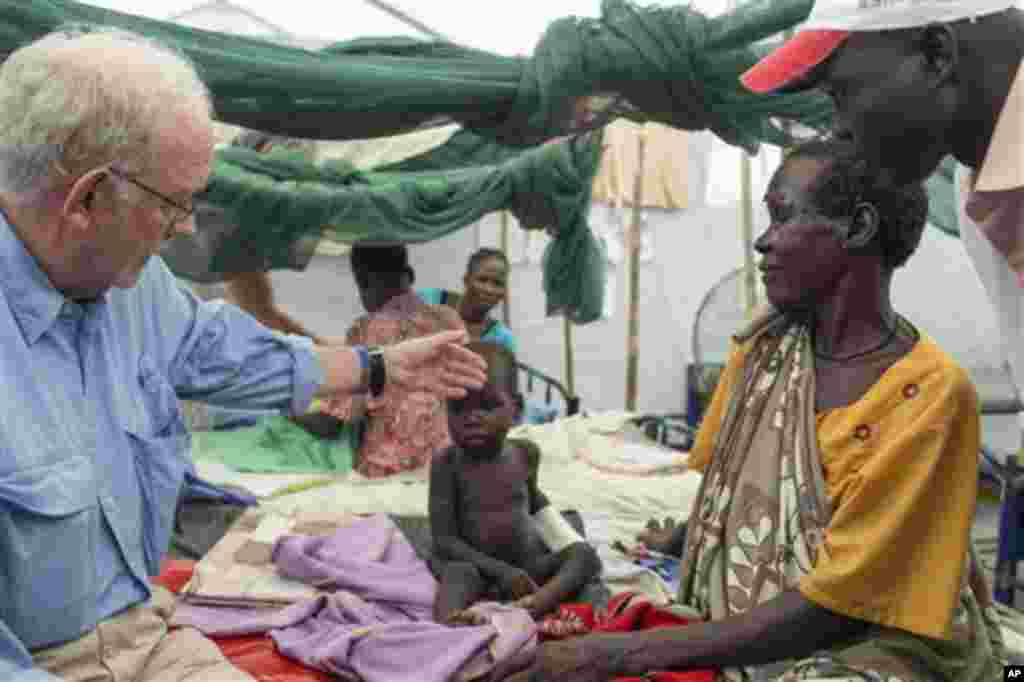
[
  {"xmin": 428, "ymin": 450, "xmax": 528, "ymax": 584},
  {"xmin": 514, "ymin": 438, "xmax": 587, "ymax": 552},
  {"xmin": 517, "ymin": 439, "xmax": 551, "ymax": 515},
  {"xmin": 515, "ymin": 439, "xmax": 601, "ymax": 617}
]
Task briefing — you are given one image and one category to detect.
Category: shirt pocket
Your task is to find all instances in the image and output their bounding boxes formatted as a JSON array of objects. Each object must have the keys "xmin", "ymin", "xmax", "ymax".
[
  {"xmin": 126, "ymin": 354, "xmax": 191, "ymax": 575},
  {"xmin": 0, "ymin": 454, "xmax": 98, "ymax": 647},
  {"xmin": 135, "ymin": 353, "xmax": 186, "ymax": 438}
]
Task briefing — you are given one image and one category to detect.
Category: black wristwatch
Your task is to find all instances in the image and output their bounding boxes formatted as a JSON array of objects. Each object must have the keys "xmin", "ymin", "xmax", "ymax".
[{"xmin": 367, "ymin": 347, "xmax": 387, "ymax": 398}]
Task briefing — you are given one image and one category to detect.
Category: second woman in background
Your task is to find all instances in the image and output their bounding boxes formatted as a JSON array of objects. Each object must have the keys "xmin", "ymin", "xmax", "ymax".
[{"xmin": 419, "ymin": 248, "xmax": 517, "ymax": 354}]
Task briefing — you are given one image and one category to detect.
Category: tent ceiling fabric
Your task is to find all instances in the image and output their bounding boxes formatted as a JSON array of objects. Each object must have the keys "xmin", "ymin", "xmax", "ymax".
[
  {"xmin": 2, "ymin": 0, "xmax": 829, "ymax": 147},
  {"xmin": 1, "ymin": 0, "xmax": 959, "ymax": 323},
  {"xmin": 162, "ymin": 131, "xmax": 609, "ymax": 322},
  {"xmin": 316, "ymin": 125, "xmax": 462, "ymax": 171},
  {"xmin": 317, "ymin": 120, "xmax": 690, "ymax": 211}
]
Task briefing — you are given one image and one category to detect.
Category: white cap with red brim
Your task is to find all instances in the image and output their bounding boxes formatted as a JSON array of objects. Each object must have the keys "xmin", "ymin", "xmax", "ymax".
[{"xmin": 741, "ymin": 0, "xmax": 1017, "ymax": 94}]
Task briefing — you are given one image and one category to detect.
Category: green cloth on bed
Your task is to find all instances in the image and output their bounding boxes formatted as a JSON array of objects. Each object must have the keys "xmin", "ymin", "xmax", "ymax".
[{"xmin": 192, "ymin": 415, "xmax": 357, "ymax": 474}]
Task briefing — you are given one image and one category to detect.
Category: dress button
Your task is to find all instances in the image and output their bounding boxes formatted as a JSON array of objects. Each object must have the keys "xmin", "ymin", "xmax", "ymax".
[
  {"xmin": 854, "ymin": 424, "xmax": 872, "ymax": 441},
  {"xmin": 903, "ymin": 383, "xmax": 919, "ymax": 399}
]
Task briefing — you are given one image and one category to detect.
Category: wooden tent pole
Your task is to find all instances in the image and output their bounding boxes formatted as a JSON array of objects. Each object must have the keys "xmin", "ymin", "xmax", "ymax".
[
  {"xmin": 740, "ymin": 152, "xmax": 757, "ymax": 318},
  {"xmin": 625, "ymin": 128, "xmax": 647, "ymax": 411},
  {"xmin": 722, "ymin": 0, "xmax": 757, "ymax": 320},
  {"xmin": 564, "ymin": 316, "xmax": 575, "ymax": 396},
  {"xmin": 500, "ymin": 211, "xmax": 511, "ymax": 326}
]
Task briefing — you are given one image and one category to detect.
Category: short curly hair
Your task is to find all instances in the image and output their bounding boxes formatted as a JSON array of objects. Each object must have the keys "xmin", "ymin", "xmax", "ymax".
[
  {"xmin": 784, "ymin": 138, "xmax": 929, "ymax": 270},
  {"xmin": 350, "ymin": 243, "xmax": 414, "ymax": 288},
  {"xmin": 466, "ymin": 247, "xmax": 509, "ymax": 276}
]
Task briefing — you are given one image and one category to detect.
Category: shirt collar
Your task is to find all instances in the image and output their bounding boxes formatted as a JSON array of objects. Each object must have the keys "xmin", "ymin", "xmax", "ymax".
[
  {"xmin": 0, "ymin": 212, "xmax": 80, "ymax": 345},
  {"xmin": 976, "ymin": 59, "xmax": 1024, "ymax": 193}
]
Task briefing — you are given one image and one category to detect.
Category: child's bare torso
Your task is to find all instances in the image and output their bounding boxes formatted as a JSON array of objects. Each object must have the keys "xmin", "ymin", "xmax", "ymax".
[{"xmin": 454, "ymin": 442, "xmax": 547, "ymax": 568}]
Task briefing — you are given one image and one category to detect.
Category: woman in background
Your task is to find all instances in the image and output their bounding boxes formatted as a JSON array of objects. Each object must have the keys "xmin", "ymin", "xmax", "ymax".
[
  {"xmin": 321, "ymin": 244, "xmax": 465, "ymax": 477},
  {"xmin": 419, "ymin": 248, "xmax": 517, "ymax": 353}
]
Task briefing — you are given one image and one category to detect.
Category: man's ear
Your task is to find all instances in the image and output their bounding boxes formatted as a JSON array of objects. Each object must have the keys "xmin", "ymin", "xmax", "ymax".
[
  {"xmin": 918, "ymin": 24, "xmax": 958, "ymax": 86},
  {"xmin": 844, "ymin": 202, "xmax": 880, "ymax": 250},
  {"xmin": 62, "ymin": 168, "xmax": 109, "ymax": 234}
]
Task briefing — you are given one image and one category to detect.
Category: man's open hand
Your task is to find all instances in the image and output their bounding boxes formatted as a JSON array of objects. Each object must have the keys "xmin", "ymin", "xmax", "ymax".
[{"xmin": 385, "ymin": 330, "xmax": 486, "ymax": 398}]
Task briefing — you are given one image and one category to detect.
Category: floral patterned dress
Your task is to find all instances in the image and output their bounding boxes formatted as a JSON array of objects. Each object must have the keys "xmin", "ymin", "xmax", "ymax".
[{"xmin": 321, "ymin": 292, "xmax": 464, "ymax": 478}]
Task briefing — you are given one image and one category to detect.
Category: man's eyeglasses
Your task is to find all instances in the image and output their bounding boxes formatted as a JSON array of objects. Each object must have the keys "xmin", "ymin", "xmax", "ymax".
[{"xmin": 107, "ymin": 167, "xmax": 195, "ymax": 229}]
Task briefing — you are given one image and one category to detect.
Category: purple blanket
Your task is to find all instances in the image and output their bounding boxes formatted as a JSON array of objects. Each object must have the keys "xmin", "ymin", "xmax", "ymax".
[{"xmin": 173, "ymin": 514, "xmax": 536, "ymax": 681}]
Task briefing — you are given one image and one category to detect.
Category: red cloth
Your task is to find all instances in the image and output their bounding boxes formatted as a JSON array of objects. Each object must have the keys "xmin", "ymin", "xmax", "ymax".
[
  {"xmin": 540, "ymin": 592, "xmax": 716, "ymax": 682},
  {"xmin": 154, "ymin": 559, "xmax": 196, "ymax": 595},
  {"xmin": 214, "ymin": 636, "xmax": 336, "ymax": 682},
  {"xmin": 156, "ymin": 560, "xmax": 334, "ymax": 682},
  {"xmin": 540, "ymin": 591, "xmax": 690, "ymax": 638}
]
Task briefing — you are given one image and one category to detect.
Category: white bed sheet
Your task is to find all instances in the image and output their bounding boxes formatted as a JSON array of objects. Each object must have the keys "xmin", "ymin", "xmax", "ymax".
[{"xmin": 194, "ymin": 411, "xmax": 702, "ymax": 545}]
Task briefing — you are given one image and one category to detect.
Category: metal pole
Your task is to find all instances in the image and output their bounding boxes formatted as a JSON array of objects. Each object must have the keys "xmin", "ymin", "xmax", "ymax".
[
  {"xmin": 625, "ymin": 128, "xmax": 647, "ymax": 411},
  {"xmin": 360, "ymin": 0, "xmax": 453, "ymax": 42}
]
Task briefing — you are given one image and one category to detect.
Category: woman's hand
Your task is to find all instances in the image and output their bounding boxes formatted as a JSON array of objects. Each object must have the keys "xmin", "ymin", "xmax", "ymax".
[{"xmin": 508, "ymin": 633, "xmax": 634, "ymax": 682}]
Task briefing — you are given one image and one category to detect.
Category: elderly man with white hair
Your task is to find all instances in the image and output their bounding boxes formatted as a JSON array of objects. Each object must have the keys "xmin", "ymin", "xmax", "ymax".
[{"xmin": 0, "ymin": 27, "xmax": 484, "ymax": 682}]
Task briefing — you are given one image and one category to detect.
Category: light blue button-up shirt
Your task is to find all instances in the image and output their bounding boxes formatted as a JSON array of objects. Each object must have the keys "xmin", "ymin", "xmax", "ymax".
[{"xmin": 0, "ymin": 215, "xmax": 324, "ymax": 681}]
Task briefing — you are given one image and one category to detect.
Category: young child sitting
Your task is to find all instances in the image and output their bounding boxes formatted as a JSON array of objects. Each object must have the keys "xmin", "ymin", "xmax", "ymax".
[{"xmin": 428, "ymin": 342, "xmax": 601, "ymax": 624}]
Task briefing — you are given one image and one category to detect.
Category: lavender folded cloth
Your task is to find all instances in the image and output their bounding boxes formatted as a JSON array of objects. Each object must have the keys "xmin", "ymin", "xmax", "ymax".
[{"xmin": 173, "ymin": 514, "xmax": 538, "ymax": 681}]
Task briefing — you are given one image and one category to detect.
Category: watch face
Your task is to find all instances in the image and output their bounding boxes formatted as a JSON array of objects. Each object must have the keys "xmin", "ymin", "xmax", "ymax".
[{"xmin": 369, "ymin": 350, "xmax": 387, "ymax": 397}]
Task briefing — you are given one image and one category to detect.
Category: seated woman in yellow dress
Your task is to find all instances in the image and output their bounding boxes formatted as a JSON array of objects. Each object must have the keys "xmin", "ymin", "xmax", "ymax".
[{"xmin": 513, "ymin": 138, "xmax": 1004, "ymax": 681}]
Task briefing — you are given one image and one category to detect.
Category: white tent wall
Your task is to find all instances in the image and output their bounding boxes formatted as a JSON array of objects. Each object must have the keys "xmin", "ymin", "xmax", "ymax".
[{"xmin": 258, "ymin": 132, "xmax": 1011, "ymax": 451}]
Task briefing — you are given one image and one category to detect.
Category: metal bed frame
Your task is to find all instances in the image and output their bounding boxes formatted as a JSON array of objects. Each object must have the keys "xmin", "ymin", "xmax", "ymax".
[
  {"xmin": 516, "ymin": 361, "xmax": 580, "ymax": 417},
  {"xmin": 979, "ymin": 393, "xmax": 1024, "ymax": 606}
]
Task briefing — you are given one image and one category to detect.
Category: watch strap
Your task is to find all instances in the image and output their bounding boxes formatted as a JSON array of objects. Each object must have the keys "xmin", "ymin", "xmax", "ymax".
[{"xmin": 353, "ymin": 345, "xmax": 370, "ymax": 394}]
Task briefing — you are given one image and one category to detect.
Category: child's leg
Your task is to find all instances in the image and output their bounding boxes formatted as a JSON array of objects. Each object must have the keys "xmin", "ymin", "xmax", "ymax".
[
  {"xmin": 431, "ymin": 560, "xmax": 488, "ymax": 624},
  {"xmin": 521, "ymin": 542, "xmax": 602, "ymax": 617}
]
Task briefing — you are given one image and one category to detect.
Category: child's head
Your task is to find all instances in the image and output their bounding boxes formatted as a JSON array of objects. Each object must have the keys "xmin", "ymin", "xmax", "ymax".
[{"xmin": 447, "ymin": 342, "xmax": 522, "ymax": 455}]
